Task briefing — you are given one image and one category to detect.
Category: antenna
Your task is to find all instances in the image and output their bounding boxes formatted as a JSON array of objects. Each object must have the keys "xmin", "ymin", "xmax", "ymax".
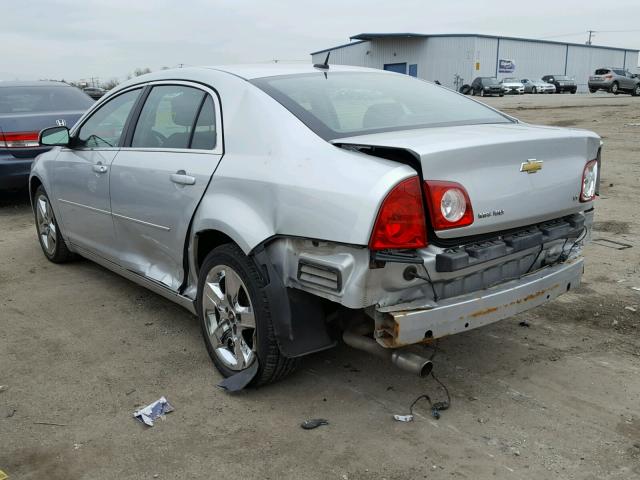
[
  {"xmin": 586, "ymin": 30, "xmax": 596, "ymax": 45},
  {"xmin": 314, "ymin": 51, "xmax": 331, "ymax": 70}
]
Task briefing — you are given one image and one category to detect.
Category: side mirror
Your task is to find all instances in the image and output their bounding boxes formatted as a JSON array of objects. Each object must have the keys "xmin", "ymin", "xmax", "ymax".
[{"xmin": 39, "ymin": 126, "xmax": 70, "ymax": 147}]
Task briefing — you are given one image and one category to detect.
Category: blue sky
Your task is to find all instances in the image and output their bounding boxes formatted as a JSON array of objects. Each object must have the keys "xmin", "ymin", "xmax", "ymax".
[{"xmin": 2, "ymin": 0, "xmax": 638, "ymax": 82}]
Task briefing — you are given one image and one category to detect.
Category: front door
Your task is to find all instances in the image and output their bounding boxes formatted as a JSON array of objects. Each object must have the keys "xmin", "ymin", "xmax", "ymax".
[
  {"xmin": 109, "ymin": 83, "xmax": 223, "ymax": 290},
  {"xmin": 54, "ymin": 88, "xmax": 142, "ymax": 258}
]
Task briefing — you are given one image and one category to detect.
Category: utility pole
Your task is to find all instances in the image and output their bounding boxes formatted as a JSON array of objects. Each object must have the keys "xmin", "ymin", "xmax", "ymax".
[{"xmin": 586, "ymin": 30, "xmax": 596, "ymax": 45}]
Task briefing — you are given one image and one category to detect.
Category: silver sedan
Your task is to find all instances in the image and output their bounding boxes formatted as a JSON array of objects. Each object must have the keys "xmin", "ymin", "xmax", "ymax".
[
  {"xmin": 31, "ymin": 65, "xmax": 600, "ymax": 387},
  {"xmin": 521, "ymin": 78, "xmax": 556, "ymax": 94}
]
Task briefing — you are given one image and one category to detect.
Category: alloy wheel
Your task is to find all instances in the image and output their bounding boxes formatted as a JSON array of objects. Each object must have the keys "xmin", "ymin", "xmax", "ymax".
[
  {"xmin": 202, "ymin": 265, "xmax": 257, "ymax": 371},
  {"xmin": 35, "ymin": 195, "xmax": 57, "ymax": 256}
]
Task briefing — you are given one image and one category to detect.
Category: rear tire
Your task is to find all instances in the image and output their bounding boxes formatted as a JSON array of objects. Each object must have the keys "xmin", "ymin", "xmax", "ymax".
[
  {"xmin": 610, "ymin": 82, "xmax": 619, "ymax": 94},
  {"xmin": 633, "ymin": 85, "xmax": 640, "ymax": 97},
  {"xmin": 480, "ymin": 88, "xmax": 485, "ymax": 97},
  {"xmin": 197, "ymin": 244, "xmax": 299, "ymax": 387},
  {"xmin": 589, "ymin": 88, "xmax": 597, "ymax": 93},
  {"xmin": 33, "ymin": 186, "xmax": 74, "ymax": 263},
  {"xmin": 531, "ymin": 87, "xmax": 537, "ymax": 94}
]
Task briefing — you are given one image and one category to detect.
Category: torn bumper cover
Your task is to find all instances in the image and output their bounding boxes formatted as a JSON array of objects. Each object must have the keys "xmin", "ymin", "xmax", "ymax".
[{"xmin": 372, "ymin": 257, "xmax": 583, "ymax": 347}]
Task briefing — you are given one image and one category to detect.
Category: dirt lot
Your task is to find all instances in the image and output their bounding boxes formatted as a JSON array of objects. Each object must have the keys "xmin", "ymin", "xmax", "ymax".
[{"xmin": 1, "ymin": 93, "xmax": 639, "ymax": 480}]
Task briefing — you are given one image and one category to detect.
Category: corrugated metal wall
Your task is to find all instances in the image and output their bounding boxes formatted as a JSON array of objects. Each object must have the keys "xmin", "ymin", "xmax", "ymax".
[
  {"xmin": 497, "ymin": 39, "xmax": 566, "ymax": 81},
  {"xmin": 312, "ymin": 36, "xmax": 639, "ymax": 93}
]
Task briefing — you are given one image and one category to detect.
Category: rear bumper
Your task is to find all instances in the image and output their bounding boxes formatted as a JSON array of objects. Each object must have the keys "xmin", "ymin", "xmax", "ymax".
[
  {"xmin": 0, "ymin": 155, "xmax": 33, "ymax": 190},
  {"xmin": 374, "ymin": 257, "xmax": 583, "ymax": 347}
]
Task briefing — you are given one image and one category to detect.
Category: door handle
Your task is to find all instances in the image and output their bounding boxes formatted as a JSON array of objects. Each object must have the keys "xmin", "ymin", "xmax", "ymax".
[
  {"xmin": 92, "ymin": 163, "xmax": 108, "ymax": 174},
  {"xmin": 170, "ymin": 170, "xmax": 196, "ymax": 186}
]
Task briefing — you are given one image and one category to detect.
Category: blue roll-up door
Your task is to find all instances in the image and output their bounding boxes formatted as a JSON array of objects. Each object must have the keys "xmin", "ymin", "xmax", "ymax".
[
  {"xmin": 384, "ymin": 63, "xmax": 407, "ymax": 74},
  {"xmin": 408, "ymin": 64, "xmax": 418, "ymax": 77}
]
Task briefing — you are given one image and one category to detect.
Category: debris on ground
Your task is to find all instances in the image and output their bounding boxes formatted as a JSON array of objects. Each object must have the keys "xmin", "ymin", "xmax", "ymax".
[
  {"xmin": 0, "ymin": 468, "xmax": 8, "ymax": 480},
  {"xmin": 300, "ymin": 418, "xmax": 329, "ymax": 430},
  {"xmin": 393, "ymin": 414, "xmax": 414, "ymax": 422},
  {"xmin": 625, "ymin": 306, "xmax": 637, "ymax": 313},
  {"xmin": 0, "ymin": 385, "xmax": 7, "ymax": 393},
  {"xmin": 519, "ymin": 321, "xmax": 530, "ymax": 328},
  {"xmin": 133, "ymin": 397, "xmax": 174, "ymax": 427}
]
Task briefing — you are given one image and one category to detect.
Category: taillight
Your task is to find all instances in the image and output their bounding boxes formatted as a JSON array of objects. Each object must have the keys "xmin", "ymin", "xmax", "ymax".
[
  {"xmin": 580, "ymin": 159, "xmax": 598, "ymax": 202},
  {"xmin": 0, "ymin": 131, "xmax": 40, "ymax": 148},
  {"xmin": 604, "ymin": 74, "xmax": 613, "ymax": 80},
  {"xmin": 369, "ymin": 176, "xmax": 427, "ymax": 250},
  {"xmin": 424, "ymin": 180, "xmax": 474, "ymax": 230}
]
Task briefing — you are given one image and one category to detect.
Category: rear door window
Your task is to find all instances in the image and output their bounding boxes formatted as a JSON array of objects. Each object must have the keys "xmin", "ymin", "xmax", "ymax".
[
  {"xmin": 131, "ymin": 85, "xmax": 205, "ymax": 149},
  {"xmin": 190, "ymin": 96, "xmax": 216, "ymax": 150}
]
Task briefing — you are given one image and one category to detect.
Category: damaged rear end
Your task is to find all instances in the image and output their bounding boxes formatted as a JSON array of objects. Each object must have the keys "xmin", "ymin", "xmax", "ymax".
[{"xmin": 268, "ymin": 123, "xmax": 600, "ymax": 349}]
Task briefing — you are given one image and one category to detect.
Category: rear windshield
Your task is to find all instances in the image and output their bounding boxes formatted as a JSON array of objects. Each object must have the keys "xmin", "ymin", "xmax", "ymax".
[
  {"xmin": 253, "ymin": 72, "xmax": 511, "ymax": 140},
  {"xmin": 595, "ymin": 69, "xmax": 611, "ymax": 75},
  {"xmin": 554, "ymin": 75, "xmax": 573, "ymax": 80},
  {"xmin": 0, "ymin": 85, "xmax": 94, "ymax": 114}
]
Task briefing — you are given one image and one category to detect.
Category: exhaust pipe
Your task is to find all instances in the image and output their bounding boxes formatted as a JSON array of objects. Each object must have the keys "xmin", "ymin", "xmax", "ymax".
[{"xmin": 343, "ymin": 327, "xmax": 433, "ymax": 377}]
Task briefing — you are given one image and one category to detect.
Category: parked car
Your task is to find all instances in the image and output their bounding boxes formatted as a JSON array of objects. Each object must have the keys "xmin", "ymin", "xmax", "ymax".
[
  {"xmin": 542, "ymin": 75, "xmax": 577, "ymax": 94},
  {"xmin": 588, "ymin": 68, "xmax": 640, "ymax": 96},
  {"xmin": 31, "ymin": 65, "xmax": 600, "ymax": 387},
  {"xmin": 500, "ymin": 77, "xmax": 525, "ymax": 95},
  {"xmin": 470, "ymin": 77, "xmax": 504, "ymax": 96},
  {"xmin": 0, "ymin": 81, "xmax": 93, "ymax": 190},
  {"xmin": 521, "ymin": 78, "xmax": 556, "ymax": 94},
  {"xmin": 83, "ymin": 86, "xmax": 106, "ymax": 99}
]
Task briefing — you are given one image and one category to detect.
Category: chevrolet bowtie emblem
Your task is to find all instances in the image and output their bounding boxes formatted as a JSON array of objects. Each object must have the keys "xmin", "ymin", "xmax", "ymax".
[{"xmin": 520, "ymin": 159, "xmax": 543, "ymax": 174}]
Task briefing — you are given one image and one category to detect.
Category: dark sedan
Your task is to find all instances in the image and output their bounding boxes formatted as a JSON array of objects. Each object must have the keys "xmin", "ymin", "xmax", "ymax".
[
  {"xmin": 542, "ymin": 75, "xmax": 577, "ymax": 94},
  {"xmin": 0, "ymin": 81, "xmax": 93, "ymax": 190}
]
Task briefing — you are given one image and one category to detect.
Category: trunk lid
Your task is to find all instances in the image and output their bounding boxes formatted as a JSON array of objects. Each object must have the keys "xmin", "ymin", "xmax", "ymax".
[
  {"xmin": 335, "ymin": 123, "xmax": 600, "ymax": 239},
  {"xmin": 0, "ymin": 111, "xmax": 84, "ymax": 159}
]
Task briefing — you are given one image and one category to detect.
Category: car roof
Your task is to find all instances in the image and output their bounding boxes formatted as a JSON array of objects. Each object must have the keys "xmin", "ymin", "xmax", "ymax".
[
  {"xmin": 202, "ymin": 63, "xmax": 383, "ymax": 79},
  {"xmin": 0, "ymin": 80, "xmax": 73, "ymax": 88}
]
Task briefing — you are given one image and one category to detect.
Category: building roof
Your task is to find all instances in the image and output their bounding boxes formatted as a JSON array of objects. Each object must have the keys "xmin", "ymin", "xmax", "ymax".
[{"xmin": 310, "ymin": 32, "xmax": 639, "ymax": 55}]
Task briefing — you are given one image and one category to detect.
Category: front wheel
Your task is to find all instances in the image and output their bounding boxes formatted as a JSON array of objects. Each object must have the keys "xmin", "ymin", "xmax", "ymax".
[
  {"xmin": 33, "ymin": 186, "xmax": 74, "ymax": 263},
  {"xmin": 531, "ymin": 87, "xmax": 537, "ymax": 94},
  {"xmin": 589, "ymin": 88, "xmax": 597, "ymax": 93},
  {"xmin": 632, "ymin": 84, "xmax": 640, "ymax": 97},
  {"xmin": 197, "ymin": 244, "xmax": 298, "ymax": 387},
  {"xmin": 479, "ymin": 88, "xmax": 485, "ymax": 97}
]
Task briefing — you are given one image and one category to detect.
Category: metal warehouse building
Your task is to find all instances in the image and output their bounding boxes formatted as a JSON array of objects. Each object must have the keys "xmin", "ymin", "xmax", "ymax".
[{"xmin": 311, "ymin": 33, "xmax": 640, "ymax": 92}]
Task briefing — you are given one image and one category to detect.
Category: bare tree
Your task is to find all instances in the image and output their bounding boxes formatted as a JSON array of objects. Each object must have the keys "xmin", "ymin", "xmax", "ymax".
[
  {"xmin": 102, "ymin": 78, "xmax": 120, "ymax": 90},
  {"xmin": 127, "ymin": 67, "xmax": 152, "ymax": 79}
]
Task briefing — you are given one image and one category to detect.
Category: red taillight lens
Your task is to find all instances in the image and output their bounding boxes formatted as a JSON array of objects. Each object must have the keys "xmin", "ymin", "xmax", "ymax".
[
  {"xmin": 580, "ymin": 159, "xmax": 598, "ymax": 202},
  {"xmin": 604, "ymin": 74, "xmax": 613, "ymax": 80},
  {"xmin": 369, "ymin": 176, "xmax": 427, "ymax": 250},
  {"xmin": 424, "ymin": 180, "xmax": 474, "ymax": 230},
  {"xmin": 0, "ymin": 131, "xmax": 40, "ymax": 148}
]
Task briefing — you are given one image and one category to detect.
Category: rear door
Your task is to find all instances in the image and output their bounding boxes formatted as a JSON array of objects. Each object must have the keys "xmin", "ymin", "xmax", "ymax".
[
  {"xmin": 54, "ymin": 87, "xmax": 142, "ymax": 257},
  {"xmin": 109, "ymin": 82, "xmax": 222, "ymax": 290}
]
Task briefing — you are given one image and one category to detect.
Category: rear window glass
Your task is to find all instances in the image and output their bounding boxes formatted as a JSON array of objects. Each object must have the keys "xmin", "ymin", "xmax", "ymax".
[
  {"xmin": 554, "ymin": 76, "xmax": 572, "ymax": 80},
  {"xmin": 253, "ymin": 72, "xmax": 511, "ymax": 140},
  {"xmin": 0, "ymin": 85, "xmax": 94, "ymax": 114},
  {"xmin": 595, "ymin": 69, "xmax": 611, "ymax": 75}
]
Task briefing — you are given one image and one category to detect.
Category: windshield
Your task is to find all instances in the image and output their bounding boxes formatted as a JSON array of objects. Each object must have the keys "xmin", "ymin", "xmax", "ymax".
[
  {"xmin": 554, "ymin": 76, "xmax": 572, "ymax": 80},
  {"xmin": 503, "ymin": 78, "xmax": 518, "ymax": 82},
  {"xmin": 481, "ymin": 77, "xmax": 499, "ymax": 85},
  {"xmin": 0, "ymin": 85, "xmax": 94, "ymax": 114},
  {"xmin": 253, "ymin": 72, "xmax": 511, "ymax": 140}
]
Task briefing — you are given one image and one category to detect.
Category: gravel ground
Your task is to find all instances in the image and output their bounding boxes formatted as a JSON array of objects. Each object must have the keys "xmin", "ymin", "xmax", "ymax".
[{"xmin": 1, "ymin": 93, "xmax": 639, "ymax": 480}]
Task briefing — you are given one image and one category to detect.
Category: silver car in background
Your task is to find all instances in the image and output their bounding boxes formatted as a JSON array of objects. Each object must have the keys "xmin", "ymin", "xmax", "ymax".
[
  {"xmin": 31, "ymin": 65, "xmax": 600, "ymax": 387},
  {"xmin": 588, "ymin": 68, "xmax": 640, "ymax": 95},
  {"xmin": 500, "ymin": 77, "xmax": 525, "ymax": 94},
  {"xmin": 521, "ymin": 78, "xmax": 556, "ymax": 94}
]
